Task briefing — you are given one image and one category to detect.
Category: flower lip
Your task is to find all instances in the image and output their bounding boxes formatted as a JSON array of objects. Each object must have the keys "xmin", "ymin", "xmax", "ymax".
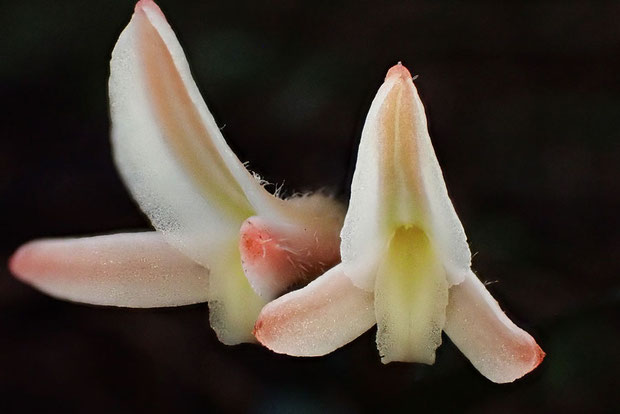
[{"xmin": 385, "ymin": 62, "xmax": 412, "ymax": 81}]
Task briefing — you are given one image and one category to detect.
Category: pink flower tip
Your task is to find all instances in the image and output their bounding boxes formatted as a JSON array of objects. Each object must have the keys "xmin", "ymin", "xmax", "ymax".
[
  {"xmin": 385, "ymin": 62, "xmax": 412, "ymax": 81},
  {"xmin": 134, "ymin": 0, "xmax": 163, "ymax": 16},
  {"xmin": 531, "ymin": 343, "xmax": 546, "ymax": 371},
  {"xmin": 8, "ymin": 243, "xmax": 33, "ymax": 282}
]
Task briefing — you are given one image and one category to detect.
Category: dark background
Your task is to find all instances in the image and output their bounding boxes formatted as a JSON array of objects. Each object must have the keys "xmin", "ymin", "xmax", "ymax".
[{"xmin": 1, "ymin": 0, "xmax": 619, "ymax": 412}]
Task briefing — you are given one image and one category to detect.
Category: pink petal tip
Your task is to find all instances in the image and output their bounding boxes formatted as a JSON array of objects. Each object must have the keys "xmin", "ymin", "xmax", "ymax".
[
  {"xmin": 9, "ymin": 242, "xmax": 40, "ymax": 283},
  {"xmin": 135, "ymin": 0, "xmax": 163, "ymax": 16},
  {"xmin": 385, "ymin": 62, "xmax": 412, "ymax": 81},
  {"xmin": 530, "ymin": 343, "xmax": 546, "ymax": 372}
]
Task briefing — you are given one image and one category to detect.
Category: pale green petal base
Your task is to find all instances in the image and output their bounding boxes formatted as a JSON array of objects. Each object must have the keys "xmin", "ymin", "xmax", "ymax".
[
  {"xmin": 375, "ymin": 226, "xmax": 448, "ymax": 364},
  {"xmin": 207, "ymin": 245, "xmax": 267, "ymax": 345}
]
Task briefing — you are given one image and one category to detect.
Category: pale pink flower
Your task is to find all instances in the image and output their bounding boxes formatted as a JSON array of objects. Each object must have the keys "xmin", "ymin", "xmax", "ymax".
[
  {"xmin": 254, "ymin": 64, "xmax": 545, "ymax": 383},
  {"xmin": 9, "ymin": 0, "xmax": 344, "ymax": 345}
]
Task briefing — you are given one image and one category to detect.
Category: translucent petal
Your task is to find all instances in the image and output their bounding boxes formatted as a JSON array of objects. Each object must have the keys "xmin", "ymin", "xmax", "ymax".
[
  {"xmin": 341, "ymin": 64, "xmax": 471, "ymax": 290},
  {"xmin": 9, "ymin": 232, "xmax": 209, "ymax": 307},
  {"xmin": 109, "ymin": 0, "xmax": 287, "ymax": 267},
  {"xmin": 375, "ymin": 226, "xmax": 448, "ymax": 364},
  {"xmin": 254, "ymin": 263, "xmax": 375, "ymax": 356},
  {"xmin": 444, "ymin": 270, "xmax": 545, "ymax": 383}
]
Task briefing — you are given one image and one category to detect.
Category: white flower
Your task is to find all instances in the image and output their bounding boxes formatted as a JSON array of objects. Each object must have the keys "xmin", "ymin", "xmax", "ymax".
[
  {"xmin": 9, "ymin": 0, "xmax": 344, "ymax": 345},
  {"xmin": 254, "ymin": 63, "xmax": 545, "ymax": 383}
]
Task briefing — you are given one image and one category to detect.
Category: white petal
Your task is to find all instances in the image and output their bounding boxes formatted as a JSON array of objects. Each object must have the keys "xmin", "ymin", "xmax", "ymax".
[
  {"xmin": 341, "ymin": 64, "xmax": 471, "ymax": 289},
  {"xmin": 109, "ymin": 0, "xmax": 287, "ymax": 267},
  {"xmin": 375, "ymin": 226, "xmax": 448, "ymax": 364},
  {"xmin": 444, "ymin": 270, "xmax": 545, "ymax": 383},
  {"xmin": 254, "ymin": 263, "xmax": 375, "ymax": 356},
  {"xmin": 107, "ymin": 2, "xmax": 348, "ymax": 344},
  {"xmin": 9, "ymin": 232, "xmax": 209, "ymax": 307}
]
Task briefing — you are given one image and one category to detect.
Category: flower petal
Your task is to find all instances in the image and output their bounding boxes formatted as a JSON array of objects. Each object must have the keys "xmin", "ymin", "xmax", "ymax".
[
  {"xmin": 254, "ymin": 263, "xmax": 375, "ymax": 356},
  {"xmin": 239, "ymin": 212, "xmax": 341, "ymax": 300},
  {"xmin": 205, "ymin": 244, "xmax": 267, "ymax": 345},
  {"xmin": 444, "ymin": 270, "xmax": 545, "ymax": 383},
  {"xmin": 109, "ymin": 1, "xmax": 347, "ymax": 344},
  {"xmin": 109, "ymin": 0, "xmax": 286, "ymax": 267},
  {"xmin": 375, "ymin": 226, "xmax": 448, "ymax": 364},
  {"xmin": 8, "ymin": 232, "xmax": 209, "ymax": 307},
  {"xmin": 341, "ymin": 63, "xmax": 471, "ymax": 290}
]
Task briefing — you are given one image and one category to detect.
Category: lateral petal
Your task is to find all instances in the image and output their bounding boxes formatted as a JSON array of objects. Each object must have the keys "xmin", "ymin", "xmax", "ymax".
[
  {"xmin": 109, "ymin": 0, "xmax": 286, "ymax": 267},
  {"xmin": 375, "ymin": 226, "xmax": 448, "ymax": 364},
  {"xmin": 8, "ymin": 232, "xmax": 209, "ymax": 307},
  {"xmin": 444, "ymin": 270, "xmax": 545, "ymax": 383},
  {"xmin": 341, "ymin": 63, "xmax": 471, "ymax": 289},
  {"xmin": 254, "ymin": 263, "xmax": 375, "ymax": 356}
]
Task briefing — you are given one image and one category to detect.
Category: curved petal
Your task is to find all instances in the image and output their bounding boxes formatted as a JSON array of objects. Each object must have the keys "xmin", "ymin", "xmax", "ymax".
[
  {"xmin": 109, "ymin": 2, "xmax": 346, "ymax": 344},
  {"xmin": 8, "ymin": 232, "xmax": 209, "ymax": 307},
  {"xmin": 254, "ymin": 263, "xmax": 375, "ymax": 356},
  {"xmin": 109, "ymin": 0, "xmax": 287, "ymax": 267},
  {"xmin": 375, "ymin": 227, "xmax": 448, "ymax": 364},
  {"xmin": 239, "ymin": 211, "xmax": 341, "ymax": 300},
  {"xmin": 444, "ymin": 270, "xmax": 545, "ymax": 383},
  {"xmin": 341, "ymin": 63, "xmax": 471, "ymax": 290}
]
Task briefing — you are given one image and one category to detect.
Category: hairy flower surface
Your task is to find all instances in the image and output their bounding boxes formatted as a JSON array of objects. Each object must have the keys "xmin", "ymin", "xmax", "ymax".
[
  {"xmin": 254, "ymin": 64, "xmax": 545, "ymax": 383},
  {"xmin": 9, "ymin": 0, "xmax": 344, "ymax": 345}
]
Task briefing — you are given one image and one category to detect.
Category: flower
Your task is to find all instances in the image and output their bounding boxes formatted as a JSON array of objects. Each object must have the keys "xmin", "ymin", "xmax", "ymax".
[
  {"xmin": 254, "ymin": 63, "xmax": 545, "ymax": 383},
  {"xmin": 8, "ymin": 0, "xmax": 344, "ymax": 345}
]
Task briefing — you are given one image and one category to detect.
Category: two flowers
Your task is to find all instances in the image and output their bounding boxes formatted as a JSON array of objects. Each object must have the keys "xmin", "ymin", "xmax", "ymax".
[{"xmin": 9, "ymin": 0, "xmax": 544, "ymax": 383}]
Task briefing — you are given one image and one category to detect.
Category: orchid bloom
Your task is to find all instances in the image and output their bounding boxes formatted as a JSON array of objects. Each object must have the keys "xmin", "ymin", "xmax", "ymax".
[
  {"xmin": 254, "ymin": 64, "xmax": 545, "ymax": 383},
  {"xmin": 8, "ymin": 0, "xmax": 344, "ymax": 345}
]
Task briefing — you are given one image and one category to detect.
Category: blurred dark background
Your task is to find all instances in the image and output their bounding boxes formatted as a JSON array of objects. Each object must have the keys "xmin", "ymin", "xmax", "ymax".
[{"xmin": 1, "ymin": 0, "xmax": 619, "ymax": 412}]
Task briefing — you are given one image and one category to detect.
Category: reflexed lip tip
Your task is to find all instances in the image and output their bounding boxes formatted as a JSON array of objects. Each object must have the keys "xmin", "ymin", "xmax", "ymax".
[{"xmin": 385, "ymin": 62, "xmax": 412, "ymax": 81}]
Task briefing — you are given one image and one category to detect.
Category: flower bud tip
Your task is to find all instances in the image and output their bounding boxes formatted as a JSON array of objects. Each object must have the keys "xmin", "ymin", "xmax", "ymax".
[{"xmin": 385, "ymin": 62, "xmax": 412, "ymax": 81}]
